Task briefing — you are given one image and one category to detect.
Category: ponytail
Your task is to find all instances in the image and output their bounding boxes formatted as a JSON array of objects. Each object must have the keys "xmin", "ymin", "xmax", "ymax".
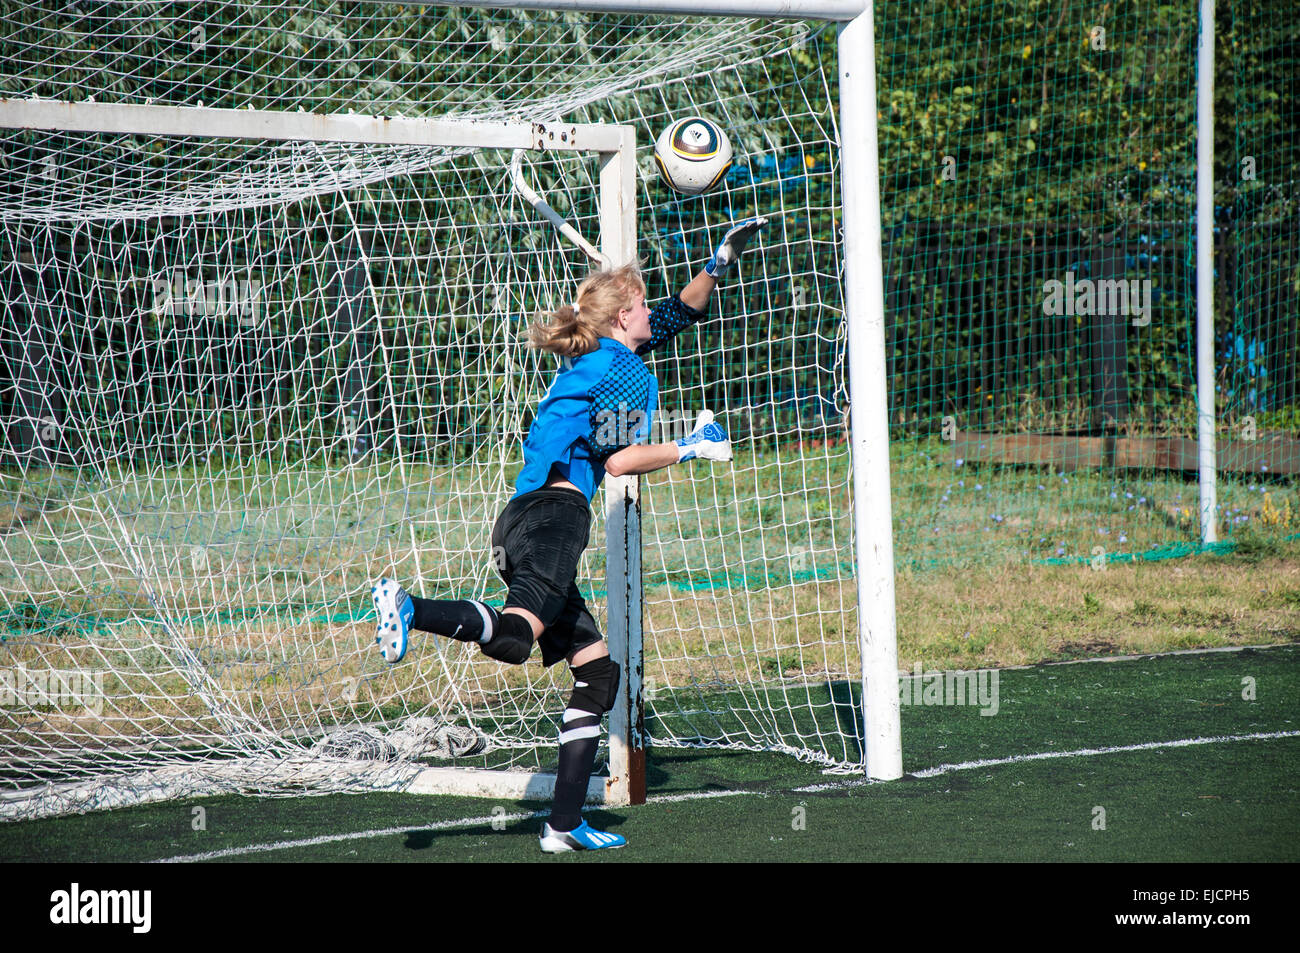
[{"xmin": 527, "ymin": 263, "xmax": 646, "ymax": 358}]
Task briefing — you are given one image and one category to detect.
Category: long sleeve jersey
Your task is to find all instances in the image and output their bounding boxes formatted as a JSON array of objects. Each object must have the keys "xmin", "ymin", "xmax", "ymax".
[{"xmin": 511, "ymin": 293, "xmax": 705, "ymax": 503}]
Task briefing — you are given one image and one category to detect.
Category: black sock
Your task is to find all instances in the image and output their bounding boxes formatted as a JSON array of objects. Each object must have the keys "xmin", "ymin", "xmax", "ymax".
[
  {"xmin": 549, "ymin": 709, "xmax": 602, "ymax": 832},
  {"xmin": 410, "ymin": 597, "xmax": 498, "ymax": 643}
]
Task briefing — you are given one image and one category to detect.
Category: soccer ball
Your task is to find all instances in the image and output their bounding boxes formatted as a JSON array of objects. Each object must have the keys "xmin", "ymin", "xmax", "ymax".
[{"xmin": 653, "ymin": 116, "xmax": 733, "ymax": 196}]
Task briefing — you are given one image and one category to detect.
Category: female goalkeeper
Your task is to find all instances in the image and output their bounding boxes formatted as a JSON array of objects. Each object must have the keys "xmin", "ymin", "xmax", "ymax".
[{"xmin": 372, "ymin": 216, "xmax": 765, "ymax": 853}]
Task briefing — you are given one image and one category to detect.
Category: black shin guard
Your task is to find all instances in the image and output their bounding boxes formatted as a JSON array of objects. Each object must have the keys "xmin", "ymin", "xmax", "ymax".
[
  {"xmin": 549, "ymin": 656, "xmax": 620, "ymax": 832},
  {"xmin": 410, "ymin": 597, "xmax": 498, "ymax": 644},
  {"xmin": 479, "ymin": 612, "xmax": 534, "ymax": 665}
]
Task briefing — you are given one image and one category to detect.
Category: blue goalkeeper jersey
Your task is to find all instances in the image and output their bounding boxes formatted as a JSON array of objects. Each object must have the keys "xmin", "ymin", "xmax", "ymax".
[{"xmin": 511, "ymin": 293, "xmax": 705, "ymax": 503}]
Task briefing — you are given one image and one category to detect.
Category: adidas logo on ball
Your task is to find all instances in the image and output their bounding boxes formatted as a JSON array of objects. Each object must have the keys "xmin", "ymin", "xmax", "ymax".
[{"xmin": 653, "ymin": 116, "xmax": 733, "ymax": 196}]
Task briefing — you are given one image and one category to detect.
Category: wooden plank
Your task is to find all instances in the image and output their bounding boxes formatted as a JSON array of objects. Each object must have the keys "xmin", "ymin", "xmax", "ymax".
[
  {"xmin": 951, "ymin": 432, "xmax": 1106, "ymax": 470},
  {"xmin": 952, "ymin": 431, "xmax": 1300, "ymax": 474},
  {"xmin": 1218, "ymin": 435, "xmax": 1300, "ymax": 475}
]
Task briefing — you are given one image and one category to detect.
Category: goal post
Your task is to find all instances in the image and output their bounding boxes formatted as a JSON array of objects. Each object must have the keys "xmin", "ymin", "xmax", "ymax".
[
  {"xmin": 424, "ymin": 0, "xmax": 902, "ymax": 788},
  {"xmin": 835, "ymin": 4, "xmax": 903, "ymax": 780},
  {"xmin": 410, "ymin": 0, "xmax": 903, "ymax": 795},
  {"xmin": 0, "ymin": 96, "xmax": 643, "ymax": 815},
  {"xmin": 0, "ymin": 0, "xmax": 904, "ymax": 821},
  {"xmin": 0, "ymin": 100, "xmax": 630, "ymax": 153},
  {"xmin": 595, "ymin": 127, "xmax": 646, "ymax": 806}
]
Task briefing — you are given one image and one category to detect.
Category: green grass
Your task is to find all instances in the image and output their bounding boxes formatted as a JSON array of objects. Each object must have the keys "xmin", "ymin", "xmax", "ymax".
[
  {"xmin": 3, "ymin": 447, "xmax": 1297, "ymax": 855},
  {"xmin": 4, "ymin": 645, "xmax": 1294, "ymax": 862},
  {"xmin": 5, "ymin": 440, "xmax": 1297, "ymax": 627}
]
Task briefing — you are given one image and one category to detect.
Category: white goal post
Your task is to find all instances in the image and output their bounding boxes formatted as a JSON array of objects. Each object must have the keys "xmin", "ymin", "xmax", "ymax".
[
  {"xmin": 417, "ymin": 0, "xmax": 903, "ymax": 798},
  {"xmin": 0, "ymin": 96, "xmax": 640, "ymax": 812},
  {"xmin": 0, "ymin": 0, "xmax": 902, "ymax": 821}
]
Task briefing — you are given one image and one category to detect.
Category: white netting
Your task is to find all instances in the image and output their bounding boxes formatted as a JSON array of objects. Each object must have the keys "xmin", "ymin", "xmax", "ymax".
[
  {"xmin": 0, "ymin": 3, "xmax": 856, "ymax": 819},
  {"xmin": 2, "ymin": 3, "xmax": 802, "ymax": 117}
]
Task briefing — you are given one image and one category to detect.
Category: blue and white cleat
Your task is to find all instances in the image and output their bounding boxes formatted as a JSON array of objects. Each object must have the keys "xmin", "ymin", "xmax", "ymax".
[
  {"xmin": 539, "ymin": 820, "xmax": 626, "ymax": 853},
  {"xmin": 372, "ymin": 577, "xmax": 414, "ymax": 663}
]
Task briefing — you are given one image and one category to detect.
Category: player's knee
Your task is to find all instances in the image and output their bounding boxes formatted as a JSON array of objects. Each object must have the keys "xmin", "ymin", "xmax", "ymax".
[
  {"xmin": 480, "ymin": 612, "xmax": 534, "ymax": 665},
  {"xmin": 568, "ymin": 655, "xmax": 621, "ymax": 716}
]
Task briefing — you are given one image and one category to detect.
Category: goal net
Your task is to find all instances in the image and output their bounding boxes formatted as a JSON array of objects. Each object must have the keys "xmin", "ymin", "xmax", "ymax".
[{"xmin": 0, "ymin": 4, "xmax": 861, "ymax": 820}]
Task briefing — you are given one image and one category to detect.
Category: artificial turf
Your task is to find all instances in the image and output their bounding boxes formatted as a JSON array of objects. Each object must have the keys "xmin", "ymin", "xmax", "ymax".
[{"xmin": 4, "ymin": 645, "xmax": 1295, "ymax": 863}]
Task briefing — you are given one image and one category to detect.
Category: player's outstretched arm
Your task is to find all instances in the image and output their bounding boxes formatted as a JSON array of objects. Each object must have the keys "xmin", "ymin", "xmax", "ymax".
[
  {"xmin": 678, "ymin": 268, "xmax": 717, "ymax": 312},
  {"xmin": 638, "ymin": 216, "xmax": 769, "ymax": 356},
  {"xmin": 604, "ymin": 411, "xmax": 732, "ymax": 477},
  {"xmin": 603, "ymin": 442, "xmax": 678, "ymax": 478}
]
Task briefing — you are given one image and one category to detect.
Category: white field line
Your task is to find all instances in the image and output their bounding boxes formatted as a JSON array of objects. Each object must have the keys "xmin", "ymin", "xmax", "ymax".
[
  {"xmin": 153, "ymin": 809, "xmax": 547, "ymax": 863},
  {"xmin": 151, "ymin": 788, "xmax": 754, "ymax": 863},
  {"xmin": 147, "ymin": 728, "xmax": 1294, "ymax": 863},
  {"xmin": 150, "ymin": 730, "xmax": 1296, "ymax": 862},
  {"xmin": 145, "ymin": 645, "xmax": 1300, "ymax": 862},
  {"xmin": 646, "ymin": 789, "xmax": 755, "ymax": 804},
  {"xmin": 793, "ymin": 729, "xmax": 1300, "ymax": 792}
]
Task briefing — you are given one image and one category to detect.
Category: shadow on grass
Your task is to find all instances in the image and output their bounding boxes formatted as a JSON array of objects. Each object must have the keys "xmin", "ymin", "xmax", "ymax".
[
  {"xmin": 399, "ymin": 810, "xmax": 628, "ymax": 852},
  {"xmin": 828, "ymin": 679, "xmax": 864, "ymax": 764}
]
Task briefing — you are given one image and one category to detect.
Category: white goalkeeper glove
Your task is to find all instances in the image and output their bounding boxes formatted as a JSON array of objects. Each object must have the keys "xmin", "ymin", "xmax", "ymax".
[
  {"xmin": 675, "ymin": 410, "xmax": 732, "ymax": 462},
  {"xmin": 704, "ymin": 216, "xmax": 769, "ymax": 279}
]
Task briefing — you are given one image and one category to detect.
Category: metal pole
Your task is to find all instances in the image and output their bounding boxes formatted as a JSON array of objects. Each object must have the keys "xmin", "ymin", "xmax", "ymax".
[
  {"xmin": 0, "ymin": 99, "xmax": 624, "ymax": 151},
  {"xmin": 838, "ymin": 5, "xmax": 902, "ymax": 780},
  {"xmin": 1197, "ymin": 0, "xmax": 1217, "ymax": 544}
]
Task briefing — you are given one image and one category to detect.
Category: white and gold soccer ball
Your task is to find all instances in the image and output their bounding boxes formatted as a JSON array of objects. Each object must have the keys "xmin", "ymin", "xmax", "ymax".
[{"xmin": 653, "ymin": 116, "xmax": 733, "ymax": 196}]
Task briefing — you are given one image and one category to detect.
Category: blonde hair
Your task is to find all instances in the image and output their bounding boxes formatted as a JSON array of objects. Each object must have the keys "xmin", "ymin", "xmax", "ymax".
[{"xmin": 527, "ymin": 262, "xmax": 646, "ymax": 358}]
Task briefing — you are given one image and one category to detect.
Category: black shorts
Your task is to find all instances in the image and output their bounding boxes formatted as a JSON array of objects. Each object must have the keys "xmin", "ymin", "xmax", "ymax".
[{"xmin": 490, "ymin": 485, "xmax": 603, "ymax": 668}]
